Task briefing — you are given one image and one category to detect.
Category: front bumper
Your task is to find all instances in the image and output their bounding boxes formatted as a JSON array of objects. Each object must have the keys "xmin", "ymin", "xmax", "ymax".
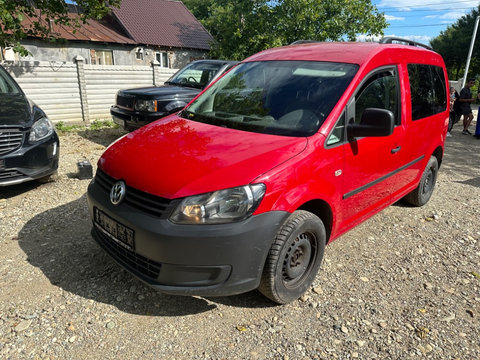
[
  {"xmin": 87, "ymin": 178, "xmax": 289, "ymax": 297},
  {"xmin": 110, "ymin": 106, "xmax": 166, "ymax": 130},
  {"xmin": 0, "ymin": 133, "xmax": 59, "ymax": 186}
]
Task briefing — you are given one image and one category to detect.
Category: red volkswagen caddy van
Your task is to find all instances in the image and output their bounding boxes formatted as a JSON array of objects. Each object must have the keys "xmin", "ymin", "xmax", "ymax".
[{"xmin": 87, "ymin": 38, "xmax": 448, "ymax": 304}]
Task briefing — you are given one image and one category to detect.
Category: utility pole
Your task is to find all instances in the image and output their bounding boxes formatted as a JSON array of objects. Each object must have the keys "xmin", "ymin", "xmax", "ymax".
[{"xmin": 462, "ymin": 15, "xmax": 480, "ymax": 88}]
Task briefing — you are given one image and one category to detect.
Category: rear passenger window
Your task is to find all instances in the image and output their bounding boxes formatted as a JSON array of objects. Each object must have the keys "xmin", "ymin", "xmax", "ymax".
[{"xmin": 408, "ymin": 64, "xmax": 447, "ymax": 120}]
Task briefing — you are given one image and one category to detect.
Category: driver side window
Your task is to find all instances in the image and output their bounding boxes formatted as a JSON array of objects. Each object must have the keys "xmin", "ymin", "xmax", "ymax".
[
  {"xmin": 355, "ymin": 69, "xmax": 399, "ymax": 125},
  {"xmin": 326, "ymin": 67, "xmax": 399, "ymax": 146}
]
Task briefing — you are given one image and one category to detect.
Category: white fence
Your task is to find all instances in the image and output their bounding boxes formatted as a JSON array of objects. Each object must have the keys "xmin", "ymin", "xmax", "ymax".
[{"xmin": 1, "ymin": 59, "xmax": 177, "ymax": 124}]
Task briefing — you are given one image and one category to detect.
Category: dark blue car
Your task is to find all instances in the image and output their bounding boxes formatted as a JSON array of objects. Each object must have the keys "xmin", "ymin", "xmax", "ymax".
[{"xmin": 110, "ymin": 60, "xmax": 238, "ymax": 131}]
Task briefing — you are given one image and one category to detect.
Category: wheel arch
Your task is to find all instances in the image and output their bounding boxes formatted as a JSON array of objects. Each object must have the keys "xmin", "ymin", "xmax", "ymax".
[
  {"xmin": 297, "ymin": 199, "xmax": 333, "ymax": 244},
  {"xmin": 432, "ymin": 145, "xmax": 443, "ymax": 168}
]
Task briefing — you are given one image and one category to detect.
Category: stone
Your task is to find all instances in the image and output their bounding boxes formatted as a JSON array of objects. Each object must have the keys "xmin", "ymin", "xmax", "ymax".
[
  {"xmin": 106, "ymin": 321, "xmax": 116, "ymax": 329},
  {"xmin": 15, "ymin": 320, "xmax": 32, "ymax": 333},
  {"xmin": 356, "ymin": 340, "xmax": 367, "ymax": 347}
]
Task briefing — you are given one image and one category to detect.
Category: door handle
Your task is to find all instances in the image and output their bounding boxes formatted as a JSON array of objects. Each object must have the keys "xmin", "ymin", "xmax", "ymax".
[{"xmin": 391, "ymin": 146, "xmax": 401, "ymax": 154}]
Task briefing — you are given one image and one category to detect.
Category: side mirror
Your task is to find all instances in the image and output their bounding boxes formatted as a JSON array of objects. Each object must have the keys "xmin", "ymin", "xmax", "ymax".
[{"xmin": 347, "ymin": 108, "xmax": 394, "ymax": 139}]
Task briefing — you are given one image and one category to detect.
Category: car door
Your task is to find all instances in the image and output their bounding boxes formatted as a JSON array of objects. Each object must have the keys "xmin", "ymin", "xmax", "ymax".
[{"xmin": 328, "ymin": 66, "xmax": 406, "ymax": 232}]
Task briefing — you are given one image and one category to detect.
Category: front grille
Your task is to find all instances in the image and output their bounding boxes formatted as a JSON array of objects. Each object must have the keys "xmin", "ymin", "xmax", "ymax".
[
  {"xmin": 95, "ymin": 169, "xmax": 174, "ymax": 218},
  {"xmin": 93, "ymin": 226, "xmax": 161, "ymax": 280},
  {"xmin": 0, "ymin": 129, "xmax": 24, "ymax": 156},
  {"xmin": 116, "ymin": 94, "xmax": 135, "ymax": 110},
  {"xmin": 0, "ymin": 169, "xmax": 25, "ymax": 181}
]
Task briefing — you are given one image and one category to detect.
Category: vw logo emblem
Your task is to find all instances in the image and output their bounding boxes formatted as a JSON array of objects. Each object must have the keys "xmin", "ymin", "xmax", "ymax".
[{"xmin": 110, "ymin": 181, "xmax": 126, "ymax": 205}]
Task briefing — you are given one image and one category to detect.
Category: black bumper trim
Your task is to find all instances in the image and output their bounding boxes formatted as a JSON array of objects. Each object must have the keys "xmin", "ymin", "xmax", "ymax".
[{"xmin": 87, "ymin": 180, "xmax": 290, "ymax": 296}]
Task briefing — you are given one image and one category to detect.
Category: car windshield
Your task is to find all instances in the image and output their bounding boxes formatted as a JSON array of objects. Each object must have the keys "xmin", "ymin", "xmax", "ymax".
[
  {"xmin": 165, "ymin": 62, "xmax": 224, "ymax": 89},
  {"xmin": 0, "ymin": 67, "xmax": 21, "ymax": 95},
  {"xmin": 180, "ymin": 60, "xmax": 358, "ymax": 137}
]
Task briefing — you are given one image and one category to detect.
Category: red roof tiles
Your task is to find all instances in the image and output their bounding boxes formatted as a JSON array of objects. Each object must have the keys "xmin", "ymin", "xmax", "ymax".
[
  {"xmin": 112, "ymin": 0, "xmax": 213, "ymax": 50},
  {"xmin": 20, "ymin": 10, "xmax": 135, "ymax": 44}
]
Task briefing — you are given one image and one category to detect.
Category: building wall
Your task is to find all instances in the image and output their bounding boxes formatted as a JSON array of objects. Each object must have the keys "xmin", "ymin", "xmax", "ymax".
[
  {"xmin": 1, "ymin": 60, "xmax": 177, "ymax": 124},
  {"xmin": 6, "ymin": 39, "xmax": 208, "ymax": 69}
]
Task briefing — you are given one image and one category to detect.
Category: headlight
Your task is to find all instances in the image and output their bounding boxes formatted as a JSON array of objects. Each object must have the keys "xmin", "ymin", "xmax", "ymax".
[
  {"xmin": 135, "ymin": 99, "xmax": 157, "ymax": 112},
  {"xmin": 170, "ymin": 184, "xmax": 266, "ymax": 224},
  {"xmin": 29, "ymin": 117, "xmax": 54, "ymax": 142}
]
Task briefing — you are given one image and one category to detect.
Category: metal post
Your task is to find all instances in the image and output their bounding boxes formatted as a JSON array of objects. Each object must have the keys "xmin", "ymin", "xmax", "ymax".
[
  {"xmin": 74, "ymin": 55, "xmax": 90, "ymax": 125},
  {"xmin": 462, "ymin": 15, "xmax": 480, "ymax": 88},
  {"xmin": 151, "ymin": 60, "xmax": 160, "ymax": 86}
]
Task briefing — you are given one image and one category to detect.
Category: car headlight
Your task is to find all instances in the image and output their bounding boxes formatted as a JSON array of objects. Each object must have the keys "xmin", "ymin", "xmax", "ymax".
[
  {"xmin": 29, "ymin": 117, "xmax": 54, "ymax": 142},
  {"xmin": 170, "ymin": 184, "xmax": 266, "ymax": 224},
  {"xmin": 135, "ymin": 99, "xmax": 157, "ymax": 112}
]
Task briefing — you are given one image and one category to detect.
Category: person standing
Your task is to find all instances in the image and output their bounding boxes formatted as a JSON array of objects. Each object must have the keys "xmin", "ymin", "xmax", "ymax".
[
  {"xmin": 475, "ymin": 92, "xmax": 480, "ymax": 139},
  {"xmin": 448, "ymin": 86, "xmax": 456, "ymax": 136},
  {"xmin": 459, "ymin": 78, "xmax": 476, "ymax": 135}
]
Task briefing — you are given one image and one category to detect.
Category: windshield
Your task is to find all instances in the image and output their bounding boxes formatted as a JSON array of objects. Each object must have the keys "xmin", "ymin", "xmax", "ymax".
[
  {"xmin": 181, "ymin": 60, "xmax": 358, "ymax": 137},
  {"xmin": 166, "ymin": 61, "xmax": 224, "ymax": 89},
  {"xmin": 0, "ymin": 66, "xmax": 21, "ymax": 95}
]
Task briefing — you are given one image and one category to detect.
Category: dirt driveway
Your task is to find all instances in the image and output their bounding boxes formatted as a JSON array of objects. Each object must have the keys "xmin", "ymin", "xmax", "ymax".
[{"xmin": 1, "ymin": 125, "xmax": 479, "ymax": 359}]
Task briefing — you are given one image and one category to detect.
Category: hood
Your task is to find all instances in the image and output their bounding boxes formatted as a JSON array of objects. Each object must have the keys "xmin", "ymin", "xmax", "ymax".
[
  {"xmin": 99, "ymin": 115, "xmax": 307, "ymax": 199},
  {"xmin": 119, "ymin": 85, "xmax": 200, "ymax": 100},
  {"xmin": 0, "ymin": 93, "xmax": 32, "ymax": 127}
]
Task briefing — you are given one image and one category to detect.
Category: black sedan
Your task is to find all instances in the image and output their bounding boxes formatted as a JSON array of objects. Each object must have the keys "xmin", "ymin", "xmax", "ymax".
[
  {"xmin": 111, "ymin": 59, "xmax": 238, "ymax": 131},
  {"xmin": 0, "ymin": 65, "xmax": 59, "ymax": 186}
]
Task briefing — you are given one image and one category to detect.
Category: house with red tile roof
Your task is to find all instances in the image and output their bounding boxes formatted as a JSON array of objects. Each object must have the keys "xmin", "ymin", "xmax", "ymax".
[{"xmin": 2, "ymin": 0, "xmax": 213, "ymax": 69}]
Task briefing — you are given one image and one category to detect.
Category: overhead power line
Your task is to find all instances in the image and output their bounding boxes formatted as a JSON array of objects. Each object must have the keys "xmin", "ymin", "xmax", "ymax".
[
  {"xmin": 376, "ymin": 0, "xmax": 478, "ymax": 11},
  {"xmin": 384, "ymin": 7, "xmax": 473, "ymax": 13},
  {"xmin": 388, "ymin": 23, "xmax": 454, "ymax": 28}
]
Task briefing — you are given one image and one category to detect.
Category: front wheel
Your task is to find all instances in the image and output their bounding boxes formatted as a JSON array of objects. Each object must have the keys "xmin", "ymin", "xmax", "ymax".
[
  {"xmin": 404, "ymin": 155, "xmax": 438, "ymax": 207},
  {"xmin": 258, "ymin": 210, "xmax": 326, "ymax": 304}
]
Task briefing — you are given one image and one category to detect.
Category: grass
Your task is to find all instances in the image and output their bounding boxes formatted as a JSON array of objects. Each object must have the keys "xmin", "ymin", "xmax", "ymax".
[{"xmin": 55, "ymin": 119, "xmax": 119, "ymax": 133}]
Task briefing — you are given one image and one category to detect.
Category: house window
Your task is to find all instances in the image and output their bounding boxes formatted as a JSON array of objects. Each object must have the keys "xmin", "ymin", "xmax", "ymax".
[
  {"xmin": 135, "ymin": 48, "xmax": 144, "ymax": 61},
  {"xmin": 156, "ymin": 52, "xmax": 169, "ymax": 68},
  {"xmin": 90, "ymin": 49, "xmax": 114, "ymax": 65}
]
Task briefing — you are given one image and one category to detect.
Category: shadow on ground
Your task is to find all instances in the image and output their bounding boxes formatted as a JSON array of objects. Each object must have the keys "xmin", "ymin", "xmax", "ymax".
[
  {"xmin": 76, "ymin": 127, "xmax": 127, "ymax": 147},
  {"xmin": 18, "ymin": 194, "xmax": 273, "ymax": 316},
  {"xmin": 0, "ymin": 181, "xmax": 43, "ymax": 199},
  {"xmin": 441, "ymin": 126, "xmax": 480, "ymax": 180}
]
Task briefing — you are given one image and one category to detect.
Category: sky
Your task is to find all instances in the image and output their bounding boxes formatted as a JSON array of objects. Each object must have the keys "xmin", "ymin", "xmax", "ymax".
[{"xmin": 370, "ymin": 0, "xmax": 479, "ymax": 45}]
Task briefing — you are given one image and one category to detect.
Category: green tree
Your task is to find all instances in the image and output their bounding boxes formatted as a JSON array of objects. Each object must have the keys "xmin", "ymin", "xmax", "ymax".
[
  {"xmin": 0, "ymin": 0, "xmax": 120, "ymax": 55},
  {"xmin": 430, "ymin": 6, "xmax": 480, "ymax": 81},
  {"xmin": 183, "ymin": 0, "xmax": 387, "ymax": 60}
]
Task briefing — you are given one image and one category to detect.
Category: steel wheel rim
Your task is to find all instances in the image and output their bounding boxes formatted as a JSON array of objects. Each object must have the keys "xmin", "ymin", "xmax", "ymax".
[
  {"xmin": 422, "ymin": 166, "xmax": 435, "ymax": 196},
  {"xmin": 282, "ymin": 231, "xmax": 317, "ymax": 288}
]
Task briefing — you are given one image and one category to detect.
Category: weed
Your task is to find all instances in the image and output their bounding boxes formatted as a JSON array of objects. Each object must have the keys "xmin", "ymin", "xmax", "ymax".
[{"xmin": 54, "ymin": 119, "xmax": 119, "ymax": 133}]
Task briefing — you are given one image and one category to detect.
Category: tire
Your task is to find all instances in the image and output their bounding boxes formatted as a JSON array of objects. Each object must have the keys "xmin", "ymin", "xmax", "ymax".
[
  {"xmin": 404, "ymin": 155, "xmax": 438, "ymax": 207},
  {"xmin": 258, "ymin": 210, "xmax": 326, "ymax": 304}
]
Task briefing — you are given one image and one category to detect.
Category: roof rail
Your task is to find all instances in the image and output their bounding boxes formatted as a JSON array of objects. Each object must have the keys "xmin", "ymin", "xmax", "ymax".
[
  {"xmin": 290, "ymin": 40, "xmax": 322, "ymax": 45},
  {"xmin": 379, "ymin": 36, "xmax": 433, "ymax": 51}
]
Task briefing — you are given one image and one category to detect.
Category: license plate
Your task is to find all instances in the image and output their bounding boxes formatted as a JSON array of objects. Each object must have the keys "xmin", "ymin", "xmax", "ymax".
[{"xmin": 94, "ymin": 207, "xmax": 135, "ymax": 250}]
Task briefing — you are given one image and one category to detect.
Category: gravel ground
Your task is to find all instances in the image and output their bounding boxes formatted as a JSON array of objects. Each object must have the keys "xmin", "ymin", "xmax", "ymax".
[{"xmin": 0, "ymin": 122, "xmax": 479, "ymax": 360}]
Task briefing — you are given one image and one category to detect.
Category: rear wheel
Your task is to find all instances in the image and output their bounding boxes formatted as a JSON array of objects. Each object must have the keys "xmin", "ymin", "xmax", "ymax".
[
  {"xmin": 259, "ymin": 210, "xmax": 325, "ymax": 304},
  {"xmin": 404, "ymin": 155, "xmax": 438, "ymax": 207}
]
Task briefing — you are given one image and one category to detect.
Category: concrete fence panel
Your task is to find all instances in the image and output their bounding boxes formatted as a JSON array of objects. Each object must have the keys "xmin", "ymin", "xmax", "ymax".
[
  {"xmin": 1, "ymin": 60, "xmax": 177, "ymax": 124},
  {"xmin": 1, "ymin": 61, "xmax": 83, "ymax": 123}
]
